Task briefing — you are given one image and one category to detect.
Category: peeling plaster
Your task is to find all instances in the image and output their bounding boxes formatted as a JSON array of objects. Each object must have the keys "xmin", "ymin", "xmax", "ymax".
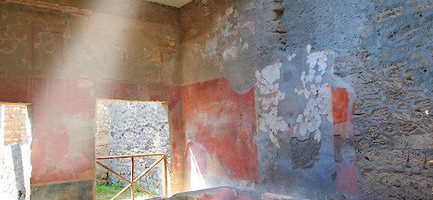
[
  {"xmin": 293, "ymin": 45, "xmax": 333, "ymax": 141},
  {"xmin": 287, "ymin": 53, "xmax": 296, "ymax": 62},
  {"xmin": 255, "ymin": 62, "xmax": 288, "ymax": 148},
  {"xmin": 219, "ymin": 8, "xmax": 255, "ymax": 63},
  {"xmin": 222, "ymin": 46, "xmax": 237, "ymax": 60}
]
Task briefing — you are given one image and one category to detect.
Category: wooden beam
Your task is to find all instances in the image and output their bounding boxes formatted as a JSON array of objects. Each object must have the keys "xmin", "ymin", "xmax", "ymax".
[
  {"xmin": 97, "ymin": 153, "xmax": 166, "ymax": 160},
  {"xmin": 96, "ymin": 161, "xmax": 131, "ymax": 184},
  {"xmin": 133, "ymin": 156, "xmax": 164, "ymax": 183}
]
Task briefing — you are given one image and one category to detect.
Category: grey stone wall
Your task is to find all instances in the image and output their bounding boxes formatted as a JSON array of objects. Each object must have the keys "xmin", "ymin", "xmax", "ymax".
[
  {"xmin": 350, "ymin": 1, "xmax": 433, "ymax": 199},
  {"xmin": 276, "ymin": 0, "xmax": 433, "ymax": 199},
  {"xmin": 96, "ymin": 101, "xmax": 170, "ymax": 195},
  {"xmin": 256, "ymin": 0, "xmax": 433, "ymax": 199}
]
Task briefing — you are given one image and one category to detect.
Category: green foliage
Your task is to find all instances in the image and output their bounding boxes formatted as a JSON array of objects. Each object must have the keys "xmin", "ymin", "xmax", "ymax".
[
  {"xmin": 96, "ymin": 183, "xmax": 158, "ymax": 200},
  {"xmin": 96, "ymin": 183, "xmax": 123, "ymax": 193}
]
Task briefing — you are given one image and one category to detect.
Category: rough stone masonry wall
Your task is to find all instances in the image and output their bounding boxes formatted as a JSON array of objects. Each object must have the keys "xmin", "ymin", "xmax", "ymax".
[
  {"xmin": 350, "ymin": 1, "xmax": 433, "ymax": 199},
  {"xmin": 96, "ymin": 101, "xmax": 170, "ymax": 195},
  {"xmin": 278, "ymin": 0, "xmax": 433, "ymax": 199}
]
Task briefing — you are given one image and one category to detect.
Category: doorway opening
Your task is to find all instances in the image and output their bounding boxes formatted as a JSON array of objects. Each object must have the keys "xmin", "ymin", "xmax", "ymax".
[
  {"xmin": 95, "ymin": 99, "xmax": 171, "ymax": 200},
  {"xmin": 0, "ymin": 103, "xmax": 32, "ymax": 200}
]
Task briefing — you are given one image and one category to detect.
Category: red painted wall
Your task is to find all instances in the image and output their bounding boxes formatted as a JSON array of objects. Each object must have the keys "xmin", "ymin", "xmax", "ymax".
[
  {"xmin": 331, "ymin": 87, "xmax": 359, "ymax": 196},
  {"xmin": 0, "ymin": 75, "xmax": 259, "ymax": 188},
  {"xmin": 332, "ymin": 87, "xmax": 349, "ymax": 124},
  {"xmin": 180, "ymin": 78, "xmax": 259, "ymax": 183},
  {"xmin": 0, "ymin": 76, "xmax": 178, "ymax": 185}
]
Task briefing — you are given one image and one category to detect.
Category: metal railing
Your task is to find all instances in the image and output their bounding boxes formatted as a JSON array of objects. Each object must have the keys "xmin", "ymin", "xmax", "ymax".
[{"xmin": 96, "ymin": 153, "xmax": 168, "ymax": 200}]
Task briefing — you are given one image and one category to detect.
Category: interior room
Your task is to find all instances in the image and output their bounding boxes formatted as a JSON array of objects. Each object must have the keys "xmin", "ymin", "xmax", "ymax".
[{"xmin": 0, "ymin": 0, "xmax": 432, "ymax": 199}]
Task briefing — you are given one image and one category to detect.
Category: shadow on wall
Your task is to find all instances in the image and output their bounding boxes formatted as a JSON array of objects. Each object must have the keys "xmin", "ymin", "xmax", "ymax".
[{"xmin": 0, "ymin": 103, "xmax": 32, "ymax": 200}]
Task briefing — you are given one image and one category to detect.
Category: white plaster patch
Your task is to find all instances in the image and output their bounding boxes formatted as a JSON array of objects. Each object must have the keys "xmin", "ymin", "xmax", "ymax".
[
  {"xmin": 242, "ymin": 42, "xmax": 249, "ymax": 51},
  {"xmin": 206, "ymin": 37, "xmax": 218, "ymax": 57},
  {"xmin": 293, "ymin": 45, "xmax": 332, "ymax": 142},
  {"xmin": 222, "ymin": 46, "xmax": 237, "ymax": 60},
  {"xmin": 287, "ymin": 53, "xmax": 296, "ymax": 62},
  {"xmin": 226, "ymin": 7, "xmax": 234, "ymax": 16},
  {"xmin": 306, "ymin": 44, "xmax": 312, "ymax": 54},
  {"xmin": 256, "ymin": 62, "xmax": 288, "ymax": 148}
]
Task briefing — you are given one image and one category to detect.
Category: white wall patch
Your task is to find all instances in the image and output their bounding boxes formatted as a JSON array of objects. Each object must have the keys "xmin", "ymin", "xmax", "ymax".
[
  {"xmin": 293, "ymin": 45, "xmax": 332, "ymax": 142},
  {"xmin": 256, "ymin": 62, "xmax": 288, "ymax": 148}
]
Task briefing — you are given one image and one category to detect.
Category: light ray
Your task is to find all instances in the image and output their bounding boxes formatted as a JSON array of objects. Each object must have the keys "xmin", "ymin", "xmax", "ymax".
[{"xmin": 189, "ymin": 148, "xmax": 206, "ymax": 191}]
